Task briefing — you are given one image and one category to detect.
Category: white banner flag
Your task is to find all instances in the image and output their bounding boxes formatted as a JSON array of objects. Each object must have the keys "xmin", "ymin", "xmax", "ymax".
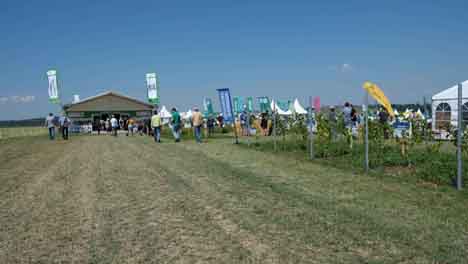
[
  {"xmin": 47, "ymin": 70, "xmax": 60, "ymax": 104},
  {"xmin": 146, "ymin": 73, "xmax": 159, "ymax": 104}
]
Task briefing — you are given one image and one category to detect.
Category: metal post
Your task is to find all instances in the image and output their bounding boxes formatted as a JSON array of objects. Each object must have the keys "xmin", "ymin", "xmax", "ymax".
[
  {"xmin": 233, "ymin": 112, "xmax": 239, "ymax": 144},
  {"xmin": 309, "ymin": 96, "xmax": 314, "ymax": 160},
  {"xmin": 364, "ymin": 93, "xmax": 369, "ymax": 173},
  {"xmin": 457, "ymin": 83, "xmax": 463, "ymax": 190},
  {"xmin": 247, "ymin": 111, "xmax": 251, "ymax": 146},
  {"xmin": 273, "ymin": 100, "xmax": 277, "ymax": 151}
]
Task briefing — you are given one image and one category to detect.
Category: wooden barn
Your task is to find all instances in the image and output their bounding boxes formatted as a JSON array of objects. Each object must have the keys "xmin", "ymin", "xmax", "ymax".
[{"xmin": 63, "ymin": 91, "xmax": 154, "ymax": 125}]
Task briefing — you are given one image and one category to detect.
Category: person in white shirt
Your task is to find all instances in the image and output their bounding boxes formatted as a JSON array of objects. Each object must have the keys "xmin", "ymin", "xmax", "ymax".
[
  {"xmin": 59, "ymin": 114, "xmax": 71, "ymax": 140},
  {"xmin": 110, "ymin": 115, "xmax": 118, "ymax": 136},
  {"xmin": 45, "ymin": 113, "xmax": 56, "ymax": 140}
]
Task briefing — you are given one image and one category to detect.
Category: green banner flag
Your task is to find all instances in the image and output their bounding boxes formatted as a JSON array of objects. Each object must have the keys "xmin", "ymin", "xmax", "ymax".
[
  {"xmin": 246, "ymin": 97, "xmax": 254, "ymax": 112},
  {"xmin": 257, "ymin": 97, "xmax": 270, "ymax": 112},
  {"xmin": 233, "ymin": 96, "xmax": 244, "ymax": 114},
  {"xmin": 203, "ymin": 98, "xmax": 214, "ymax": 116}
]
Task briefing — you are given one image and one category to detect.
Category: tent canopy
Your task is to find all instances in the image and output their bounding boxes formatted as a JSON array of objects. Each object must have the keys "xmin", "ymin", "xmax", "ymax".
[
  {"xmin": 270, "ymin": 100, "xmax": 292, "ymax": 115},
  {"xmin": 432, "ymin": 80, "xmax": 468, "ymax": 100},
  {"xmin": 159, "ymin": 105, "xmax": 171, "ymax": 118},
  {"xmin": 293, "ymin": 98, "xmax": 308, "ymax": 114}
]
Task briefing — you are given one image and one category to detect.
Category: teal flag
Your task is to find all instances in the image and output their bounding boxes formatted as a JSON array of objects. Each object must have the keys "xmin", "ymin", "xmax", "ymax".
[
  {"xmin": 257, "ymin": 97, "xmax": 270, "ymax": 112},
  {"xmin": 233, "ymin": 96, "xmax": 244, "ymax": 113},
  {"xmin": 203, "ymin": 98, "xmax": 214, "ymax": 116},
  {"xmin": 246, "ymin": 97, "xmax": 254, "ymax": 112},
  {"xmin": 277, "ymin": 100, "xmax": 290, "ymax": 112}
]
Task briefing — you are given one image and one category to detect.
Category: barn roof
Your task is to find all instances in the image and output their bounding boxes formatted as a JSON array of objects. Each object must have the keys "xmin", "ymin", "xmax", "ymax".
[{"xmin": 64, "ymin": 91, "xmax": 154, "ymax": 111}]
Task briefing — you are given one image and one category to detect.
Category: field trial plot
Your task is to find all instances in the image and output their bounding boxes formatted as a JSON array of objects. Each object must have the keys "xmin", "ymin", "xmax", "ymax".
[{"xmin": 0, "ymin": 135, "xmax": 467, "ymax": 263}]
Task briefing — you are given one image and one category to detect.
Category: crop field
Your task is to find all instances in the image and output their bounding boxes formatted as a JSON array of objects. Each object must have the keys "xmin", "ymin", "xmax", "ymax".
[
  {"xmin": 0, "ymin": 127, "xmax": 47, "ymax": 140},
  {"xmin": 0, "ymin": 133, "xmax": 468, "ymax": 263}
]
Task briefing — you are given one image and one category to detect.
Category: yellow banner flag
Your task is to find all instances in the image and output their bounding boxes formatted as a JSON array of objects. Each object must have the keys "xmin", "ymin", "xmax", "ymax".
[{"xmin": 363, "ymin": 81, "xmax": 394, "ymax": 117}]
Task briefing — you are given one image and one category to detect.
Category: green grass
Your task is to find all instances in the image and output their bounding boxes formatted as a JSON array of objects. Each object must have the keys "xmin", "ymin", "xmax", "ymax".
[
  {"xmin": 0, "ymin": 134, "xmax": 467, "ymax": 263},
  {"xmin": 0, "ymin": 126, "xmax": 47, "ymax": 139}
]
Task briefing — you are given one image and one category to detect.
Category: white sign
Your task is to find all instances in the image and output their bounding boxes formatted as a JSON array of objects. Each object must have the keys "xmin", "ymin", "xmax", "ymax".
[
  {"xmin": 47, "ymin": 70, "xmax": 59, "ymax": 103},
  {"xmin": 146, "ymin": 73, "xmax": 159, "ymax": 103}
]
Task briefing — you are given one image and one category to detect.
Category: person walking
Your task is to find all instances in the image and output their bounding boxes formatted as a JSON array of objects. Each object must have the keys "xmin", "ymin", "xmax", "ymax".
[
  {"xmin": 110, "ymin": 115, "xmax": 118, "ymax": 137},
  {"xmin": 60, "ymin": 114, "xmax": 71, "ymax": 140},
  {"xmin": 343, "ymin": 102, "xmax": 353, "ymax": 130},
  {"xmin": 45, "ymin": 113, "xmax": 55, "ymax": 140},
  {"xmin": 192, "ymin": 107, "xmax": 203, "ymax": 143},
  {"xmin": 127, "ymin": 118, "xmax": 134, "ymax": 136},
  {"xmin": 171, "ymin": 108, "xmax": 182, "ymax": 142},
  {"xmin": 105, "ymin": 118, "xmax": 111, "ymax": 133},
  {"xmin": 260, "ymin": 112, "xmax": 269, "ymax": 136},
  {"xmin": 239, "ymin": 110, "xmax": 248, "ymax": 136},
  {"xmin": 207, "ymin": 115, "xmax": 215, "ymax": 137},
  {"xmin": 151, "ymin": 110, "xmax": 162, "ymax": 143},
  {"xmin": 217, "ymin": 113, "xmax": 225, "ymax": 133}
]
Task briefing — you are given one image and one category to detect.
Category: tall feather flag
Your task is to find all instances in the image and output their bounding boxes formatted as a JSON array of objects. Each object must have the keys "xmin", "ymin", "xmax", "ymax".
[
  {"xmin": 363, "ymin": 81, "xmax": 394, "ymax": 117},
  {"xmin": 146, "ymin": 73, "xmax": 159, "ymax": 104},
  {"xmin": 47, "ymin": 69, "xmax": 60, "ymax": 104}
]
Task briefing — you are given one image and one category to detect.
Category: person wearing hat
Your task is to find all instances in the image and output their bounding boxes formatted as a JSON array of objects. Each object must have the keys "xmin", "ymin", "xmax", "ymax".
[{"xmin": 192, "ymin": 107, "xmax": 203, "ymax": 143}]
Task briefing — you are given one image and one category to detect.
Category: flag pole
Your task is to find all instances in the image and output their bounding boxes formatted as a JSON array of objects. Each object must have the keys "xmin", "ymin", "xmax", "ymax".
[
  {"xmin": 364, "ymin": 92, "xmax": 369, "ymax": 173},
  {"xmin": 309, "ymin": 96, "xmax": 314, "ymax": 160}
]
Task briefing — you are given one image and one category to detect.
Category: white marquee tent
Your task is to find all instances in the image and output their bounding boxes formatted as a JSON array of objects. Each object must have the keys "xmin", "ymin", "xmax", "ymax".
[
  {"xmin": 159, "ymin": 105, "xmax": 171, "ymax": 119},
  {"xmin": 293, "ymin": 98, "xmax": 308, "ymax": 114},
  {"xmin": 432, "ymin": 80, "xmax": 468, "ymax": 131}
]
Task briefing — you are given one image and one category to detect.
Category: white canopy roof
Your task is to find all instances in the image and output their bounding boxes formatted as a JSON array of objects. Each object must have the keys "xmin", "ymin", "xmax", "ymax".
[
  {"xmin": 432, "ymin": 80, "xmax": 468, "ymax": 100},
  {"xmin": 293, "ymin": 98, "xmax": 308, "ymax": 114},
  {"xmin": 270, "ymin": 100, "xmax": 292, "ymax": 115},
  {"xmin": 159, "ymin": 105, "xmax": 171, "ymax": 118},
  {"xmin": 182, "ymin": 109, "xmax": 193, "ymax": 120}
]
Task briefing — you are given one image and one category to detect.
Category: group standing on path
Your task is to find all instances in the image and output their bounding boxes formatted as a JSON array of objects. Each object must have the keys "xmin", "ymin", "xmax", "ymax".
[{"xmin": 45, "ymin": 112, "xmax": 71, "ymax": 140}]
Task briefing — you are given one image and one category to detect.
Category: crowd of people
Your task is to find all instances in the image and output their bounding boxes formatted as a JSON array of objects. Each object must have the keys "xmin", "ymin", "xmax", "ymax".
[{"xmin": 46, "ymin": 101, "xmax": 395, "ymax": 144}]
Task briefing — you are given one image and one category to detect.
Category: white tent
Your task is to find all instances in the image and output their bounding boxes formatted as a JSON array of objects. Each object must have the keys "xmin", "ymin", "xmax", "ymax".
[
  {"xmin": 432, "ymin": 80, "xmax": 468, "ymax": 132},
  {"xmin": 394, "ymin": 109, "xmax": 399, "ymax": 116},
  {"xmin": 183, "ymin": 109, "xmax": 193, "ymax": 120},
  {"xmin": 416, "ymin": 109, "xmax": 425, "ymax": 120},
  {"xmin": 159, "ymin": 105, "xmax": 171, "ymax": 119},
  {"xmin": 293, "ymin": 98, "xmax": 308, "ymax": 114},
  {"xmin": 270, "ymin": 100, "xmax": 292, "ymax": 116}
]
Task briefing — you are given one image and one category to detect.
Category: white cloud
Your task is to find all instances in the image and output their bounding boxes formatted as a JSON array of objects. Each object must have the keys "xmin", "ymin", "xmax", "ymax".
[
  {"xmin": 340, "ymin": 63, "xmax": 353, "ymax": 72},
  {"xmin": 0, "ymin": 95, "xmax": 35, "ymax": 104},
  {"xmin": 329, "ymin": 63, "xmax": 354, "ymax": 73}
]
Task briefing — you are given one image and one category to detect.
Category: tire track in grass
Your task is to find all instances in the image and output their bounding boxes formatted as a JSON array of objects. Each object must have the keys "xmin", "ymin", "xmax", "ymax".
[
  {"xmin": 130, "ymin": 138, "xmax": 286, "ymax": 263},
  {"xmin": 0, "ymin": 137, "xmax": 97, "ymax": 263},
  {"xmin": 91, "ymin": 136, "xmax": 251, "ymax": 263},
  {"xmin": 0, "ymin": 138, "xmax": 70, "ymax": 204}
]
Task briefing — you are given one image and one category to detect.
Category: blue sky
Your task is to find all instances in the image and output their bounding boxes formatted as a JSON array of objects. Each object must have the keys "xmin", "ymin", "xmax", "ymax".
[{"xmin": 1, "ymin": 0, "xmax": 467, "ymax": 120}]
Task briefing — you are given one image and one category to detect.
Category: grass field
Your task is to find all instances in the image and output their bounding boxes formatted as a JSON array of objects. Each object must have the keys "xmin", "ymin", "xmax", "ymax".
[
  {"xmin": 0, "ymin": 126, "xmax": 47, "ymax": 139},
  {"xmin": 0, "ymin": 134, "xmax": 467, "ymax": 263}
]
